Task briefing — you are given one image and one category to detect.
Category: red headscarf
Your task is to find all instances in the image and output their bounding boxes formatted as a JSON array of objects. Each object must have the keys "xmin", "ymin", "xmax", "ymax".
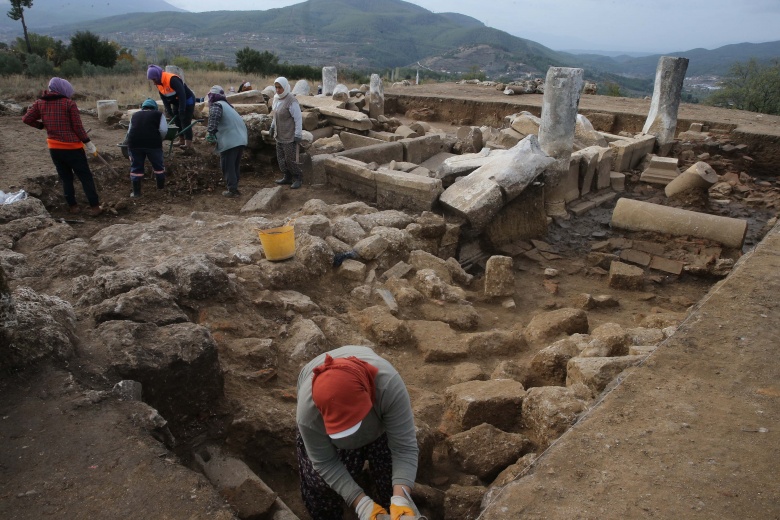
[{"xmin": 312, "ymin": 355, "xmax": 379, "ymax": 436}]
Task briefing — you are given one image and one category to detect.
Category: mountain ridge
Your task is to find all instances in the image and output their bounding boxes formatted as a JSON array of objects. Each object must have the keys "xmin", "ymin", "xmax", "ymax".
[{"xmin": 2, "ymin": 0, "xmax": 778, "ymax": 88}]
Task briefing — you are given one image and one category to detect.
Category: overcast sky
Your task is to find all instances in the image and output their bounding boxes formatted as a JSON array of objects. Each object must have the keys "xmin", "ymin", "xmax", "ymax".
[{"xmin": 164, "ymin": 0, "xmax": 780, "ymax": 53}]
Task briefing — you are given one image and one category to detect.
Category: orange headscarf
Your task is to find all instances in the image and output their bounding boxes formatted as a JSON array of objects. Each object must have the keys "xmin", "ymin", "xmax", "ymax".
[{"xmin": 311, "ymin": 355, "xmax": 378, "ymax": 436}]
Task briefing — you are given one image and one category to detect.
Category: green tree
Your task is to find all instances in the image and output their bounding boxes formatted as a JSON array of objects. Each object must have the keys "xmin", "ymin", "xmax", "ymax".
[
  {"xmin": 706, "ymin": 58, "xmax": 780, "ymax": 115},
  {"xmin": 70, "ymin": 31, "xmax": 117, "ymax": 68},
  {"xmin": 13, "ymin": 33, "xmax": 70, "ymax": 66},
  {"xmin": 7, "ymin": 0, "xmax": 33, "ymax": 54},
  {"xmin": 235, "ymin": 47, "xmax": 279, "ymax": 75},
  {"xmin": 604, "ymin": 82, "xmax": 621, "ymax": 97},
  {"xmin": 25, "ymin": 53, "xmax": 54, "ymax": 77},
  {"xmin": 0, "ymin": 51, "xmax": 24, "ymax": 75},
  {"xmin": 59, "ymin": 57, "xmax": 82, "ymax": 77}
]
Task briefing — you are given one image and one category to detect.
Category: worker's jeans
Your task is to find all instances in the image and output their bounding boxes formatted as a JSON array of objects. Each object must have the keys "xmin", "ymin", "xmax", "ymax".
[
  {"xmin": 129, "ymin": 147, "xmax": 165, "ymax": 179},
  {"xmin": 220, "ymin": 145, "xmax": 244, "ymax": 193},
  {"xmin": 296, "ymin": 431, "xmax": 393, "ymax": 520},
  {"xmin": 49, "ymin": 148, "xmax": 100, "ymax": 208}
]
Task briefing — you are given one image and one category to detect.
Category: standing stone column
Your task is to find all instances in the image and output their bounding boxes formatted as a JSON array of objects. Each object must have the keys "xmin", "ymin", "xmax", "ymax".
[
  {"xmin": 538, "ymin": 67, "xmax": 584, "ymax": 218},
  {"xmin": 322, "ymin": 66, "xmax": 337, "ymax": 96},
  {"xmin": 369, "ymin": 73, "xmax": 384, "ymax": 118},
  {"xmin": 643, "ymin": 56, "xmax": 689, "ymax": 156}
]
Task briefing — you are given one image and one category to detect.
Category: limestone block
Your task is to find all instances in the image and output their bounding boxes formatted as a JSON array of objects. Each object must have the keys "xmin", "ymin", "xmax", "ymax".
[
  {"xmin": 286, "ymin": 318, "xmax": 327, "ymax": 361},
  {"xmin": 292, "ymin": 80, "xmax": 310, "ymax": 96},
  {"xmin": 193, "ymin": 445, "xmax": 277, "ymax": 518},
  {"xmin": 297, "ymin": 95, "xmax": 345, "ymax": 110},
  {"xmin": 340, "ymin": 132, "xmax": 384, "ymax": 150},
  {"xmin": 640, "ymin": 156, "xmax": 680, "ymax": 185},
  {"xmin": 566, "ymin": 355, "xmax": 645, "ymax": 393},
  {"xmin": 332, "ymin": 217, "xmax": 367, "ymax": 245},
  {"xmin": 312, "ymin": 135, "xmax": 345, "ymax": 154},
  {"xmin": 497, "ymin": 128, "xmax": 524, "ymax": 148},
  {"xmin": 240, "ymin": 187, "xmax": 283, "ymax": 213},
  {"xmin": 626, "ymin": 327, "xmax": 664, "ymax": 346},
  {"xmin": 355, "ymin": 210, "xmax": 414, "ymax": 230},
  {"xmin": 301, "ymin": 111, "xmax": 319, "ymax": 131},
  {"xmin": 324, "ymin": 156, "xmax": 377, "ymax": 200},
  {"xmin": 396, "ymin": 125, "xmax": 420, "ymax": 139},
  {"xmin": 629, "ymin": 345, "xmax": 656, "ymax": 356},
  {"xmin": 590, "ymin": 322, "xmax": 629, "ymax": 356},
  {"xmin": 332, "ymin": 83, "xmax": 349, "ymax": 102},
  {"xmin": 225, "ymin": 89, "xmax": 265, "ymax": 104},
  {"xmin": 91, "ymin": 285, "xmax": 188, "ymax": 326},
  {"xmin": 444, "ymin": 485, "xmax": 486, "ymax": 520},
  {"xmin": 322, "ymin": 66, "xmax": 337, "ymax": 96},
  {"xmin": 574, "ymin": 114, "xmax": 608, "ymax": 149},
  {"xmin": 374, "ymin": 168, "xmax": 443, "ymax": 212},
  {"xmin": 337, "ymin": 142, "xmax": 405, "ymax": 164},
  {"xmin": 413, "ymin": 211, "xmax": 447, "ymax": 238},
  {"xmin": 610, "ymin": 171, "xmax": 625, "ymax": 192},
  {"xmin": 509, "ymin": 111, "xmax": 541, "ymax": 135},
  {"xmin": 353, "ymin": 234, "xmax": 389, "ymax": 260},
  {"xmin": 446, "ymin": 257, "xmax": 473, "ymax": 286},
  {"xmin": 596, "ymin": 147, "xmax": 614, "ymax": 190},
  {"xmin": 608, "ymin": 260, "xmax": 645, "ymax": 290},
  {"xmin": 338, "ymin": 258, "xmax": 367, "ymax": 281},
  {"xmin": 446, "ymin": 423, "xmax": 532, "ymax": 480},
  {"xmin": 418, "ymin": 302, "xmax": 480, "ymax": 332},
  {"xmin": 643, "ymin": 56, "xmax": 689, "ymax": 153},
  {"xmin": 413, "ymin": 269, "xmax": 465, "ymax": 302},
  {"xmin": 445, "ymin": 379, "xmax": 527, "ymax": 431},
  {"xmin": 354, "ymin": 305, "xmax": 414, "ymax": 347},
  {"xmin": 527, "ymin": 337, "xmax": 582, "ymax": 387},
  {"xmin": 381, "ymin": 261, "xmax": 413, "ymax": 281},
  {"xmin": 439, "ymin": 174, "xmax": 504, "ymax": 230},
  {"xmin": 408, "ymin": 319, "xmax": 468, "ymax": 362},
  {"xmin": 524, "ymin": 308, "xmax": 589, "ymax": 345},
  {"xmin": 484, "ymin": 255, "xmax": 514, "ymax": 297},
  {"xmin": 409, "ymin": 250, "xmax": 452, "ymax": 283},
  {"xmin": 478, "ymin": 135, "xmax": 554, "ymax": 201},
  {"xmin": 522, "ymin": 386, "xmax": 587, "ymax": 449},
  {"xmin": 368, "ymin": 130, "xmax": 403, "ymax": 142},
  {"xmin": 457, "ymin": 126, "xmax": 484, "ymax": 154},
  {"xmin": 231, "ymin": 103, "xmax": 268, "ymax": 115},
  {"xmin": 578, "ymin": 146, "xmax": 600, "ymax": 196},
  {"xmin": 293, "ymin": 214, "xmax": 331, "ymax": 239},
  {"xmin": 436, "ymin": 148, "xmax": 505, "ymax": 186},
  {"xmin": 400, "ymin": 134, "xmax": 448, "ymax": 164},
  {"xmin": 369, "ymin": 73, "xmax": 384, "ymax": 118},
  {"xmin": 450, "ymin": 363, "xmax": 488, "ymax": 384},
  {"xmin": 320, "ymin": 106, "xmax": 372, "ymax": 131},
  {"xmin": 464, "ymin": 329, "xmax": 525, "ymax": 357}
]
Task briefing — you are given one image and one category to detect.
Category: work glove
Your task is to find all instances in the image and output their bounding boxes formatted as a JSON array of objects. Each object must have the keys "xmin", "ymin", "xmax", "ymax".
[
  {"xmin": 84, "ymin": 142, "xmax": 97, "ymax": 156},
  {"xmin": 390, "ymin": 495, "xmax": 415, "ymax": 520},
  {"xmin": 206, "ymin": 133, "xmax": 217, "ymax": 144},
  {"xmin": 355, "ymin": 496, "xmax": 387, "ymax": 520}
]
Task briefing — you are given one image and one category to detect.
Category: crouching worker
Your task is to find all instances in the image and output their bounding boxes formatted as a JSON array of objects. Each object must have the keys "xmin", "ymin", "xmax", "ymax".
[
  {"xmin": 296, "ymin": 346, "xmax": 418, "ymax": 520},
  {"xmin": 125, "ymin": 98, "xmax": 168, "ymax": 198},
  {"xmin": 205, "ymin": 86, "xmax": 248, "ymax": 198}
]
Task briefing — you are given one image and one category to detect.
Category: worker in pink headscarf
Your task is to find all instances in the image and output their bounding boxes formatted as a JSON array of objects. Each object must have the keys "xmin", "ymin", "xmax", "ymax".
[{"xmin": 22, "ymin": 77, "xmax": 102, "ymax": 216}]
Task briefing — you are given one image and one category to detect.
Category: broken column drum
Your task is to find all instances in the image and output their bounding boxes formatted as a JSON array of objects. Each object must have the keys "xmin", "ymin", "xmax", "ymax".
[
  {"xmin": 369, "ymin": 73, "xmax": 385, "ymax": 118},
  {"xmin": 664, "ymin": 161, "xmax": 718, "ymax": 198},
  {"xmin": 322, "ymin": 66, "xmax": 337, "ymax": 96},
  {"xmin": 538, "ymin": 67, "xmax": 584, "ymax": 217},
  {"xmin": 611, "ymin": 198, "xmax": 747, "ymax": 249},
  {"xmin": 642, "ymin": 56, "xmax": 689, "ymax": 156}
]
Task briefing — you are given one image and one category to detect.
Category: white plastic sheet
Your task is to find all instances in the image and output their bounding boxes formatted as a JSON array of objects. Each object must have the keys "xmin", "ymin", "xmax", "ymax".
[{"xmin": 0, "ymin": 190, "xmax": 28, "ymax": 205}]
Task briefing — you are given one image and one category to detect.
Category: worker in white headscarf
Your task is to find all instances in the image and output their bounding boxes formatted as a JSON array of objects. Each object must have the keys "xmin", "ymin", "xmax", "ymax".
[{"xmin": 269, "ymin": 77, "xmax": 303, "ymax": 189}]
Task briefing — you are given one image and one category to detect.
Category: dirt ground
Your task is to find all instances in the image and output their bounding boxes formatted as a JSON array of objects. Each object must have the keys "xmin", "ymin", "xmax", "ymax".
[{"xmin": 1, "ymin": 86, "xmax": 778, "ymax": 520}]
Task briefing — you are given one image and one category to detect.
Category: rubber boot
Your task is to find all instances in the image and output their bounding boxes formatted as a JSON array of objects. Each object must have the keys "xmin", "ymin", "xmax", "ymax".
[
  {"xmin": 155, "ymin": 174, "xmax": 165, "ymax": 190},
  {"xmin": 290, "ymin": 174, "xmax": 302, "ymax": 190},
  {"xmin": 130, "ymin": 180, "xmax": 142, "ymax": 198},
  {"xmin": 275, "ymin": 173, "xmax": 293, "ymax": 185}
]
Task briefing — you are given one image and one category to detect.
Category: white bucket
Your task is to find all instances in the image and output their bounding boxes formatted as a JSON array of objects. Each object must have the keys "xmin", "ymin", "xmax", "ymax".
[{"xmin": 97, "ymin": 99, "xmax": 119, "ymax": 123}]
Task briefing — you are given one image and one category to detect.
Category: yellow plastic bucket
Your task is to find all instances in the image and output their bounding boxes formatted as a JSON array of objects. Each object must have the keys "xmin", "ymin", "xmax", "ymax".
[{"xmin": 257, "ymin": 225, "xmax": 296, "ymax": 261}]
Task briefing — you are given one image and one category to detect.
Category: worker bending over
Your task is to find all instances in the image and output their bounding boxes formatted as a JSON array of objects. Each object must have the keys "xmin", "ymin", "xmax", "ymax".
[{"xmin": 147, "ymin": 65, "xmax": 195, "ymax": 149}]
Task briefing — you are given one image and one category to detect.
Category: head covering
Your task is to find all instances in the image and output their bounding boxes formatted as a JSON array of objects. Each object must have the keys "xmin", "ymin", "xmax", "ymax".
[
  {"xmin": 207, "ymin": 85, "xmax": 230, "ymax": 107},
  {"xmin": 147, "ymin": 65, "xmax": 163, "ymax": 84},
  {"xmin": 47, "ymin": 77, "xmax": 74, "ymax": 99},
  {"xmin": 311, "ymin": 354, "xmax": 378, "ymax": 438},
  {"xmin": 274, "ymin": 77, "xmax": 291, "ymax": 100},
  {"xmin": 141, "ymin": 98, "xmax": 158, "ymax": 110}
]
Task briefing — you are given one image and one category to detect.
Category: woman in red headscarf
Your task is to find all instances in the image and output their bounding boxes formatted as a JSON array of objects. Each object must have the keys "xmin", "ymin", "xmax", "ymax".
[{"xmin": 296, "ymin": 346, "xmax": 418, "ymax": 520}]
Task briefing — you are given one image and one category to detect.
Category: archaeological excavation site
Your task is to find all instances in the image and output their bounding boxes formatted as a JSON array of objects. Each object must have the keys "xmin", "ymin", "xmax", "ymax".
[{"xmin": 1, "ymin": 58, "xmax": 779, "ymax": 520}]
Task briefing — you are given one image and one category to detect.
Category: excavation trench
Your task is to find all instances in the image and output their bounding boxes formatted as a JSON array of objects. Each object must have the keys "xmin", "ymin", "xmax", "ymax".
[{"xmin": 2, "ymin": 93, "xmax": 778, "ymax": 519}]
